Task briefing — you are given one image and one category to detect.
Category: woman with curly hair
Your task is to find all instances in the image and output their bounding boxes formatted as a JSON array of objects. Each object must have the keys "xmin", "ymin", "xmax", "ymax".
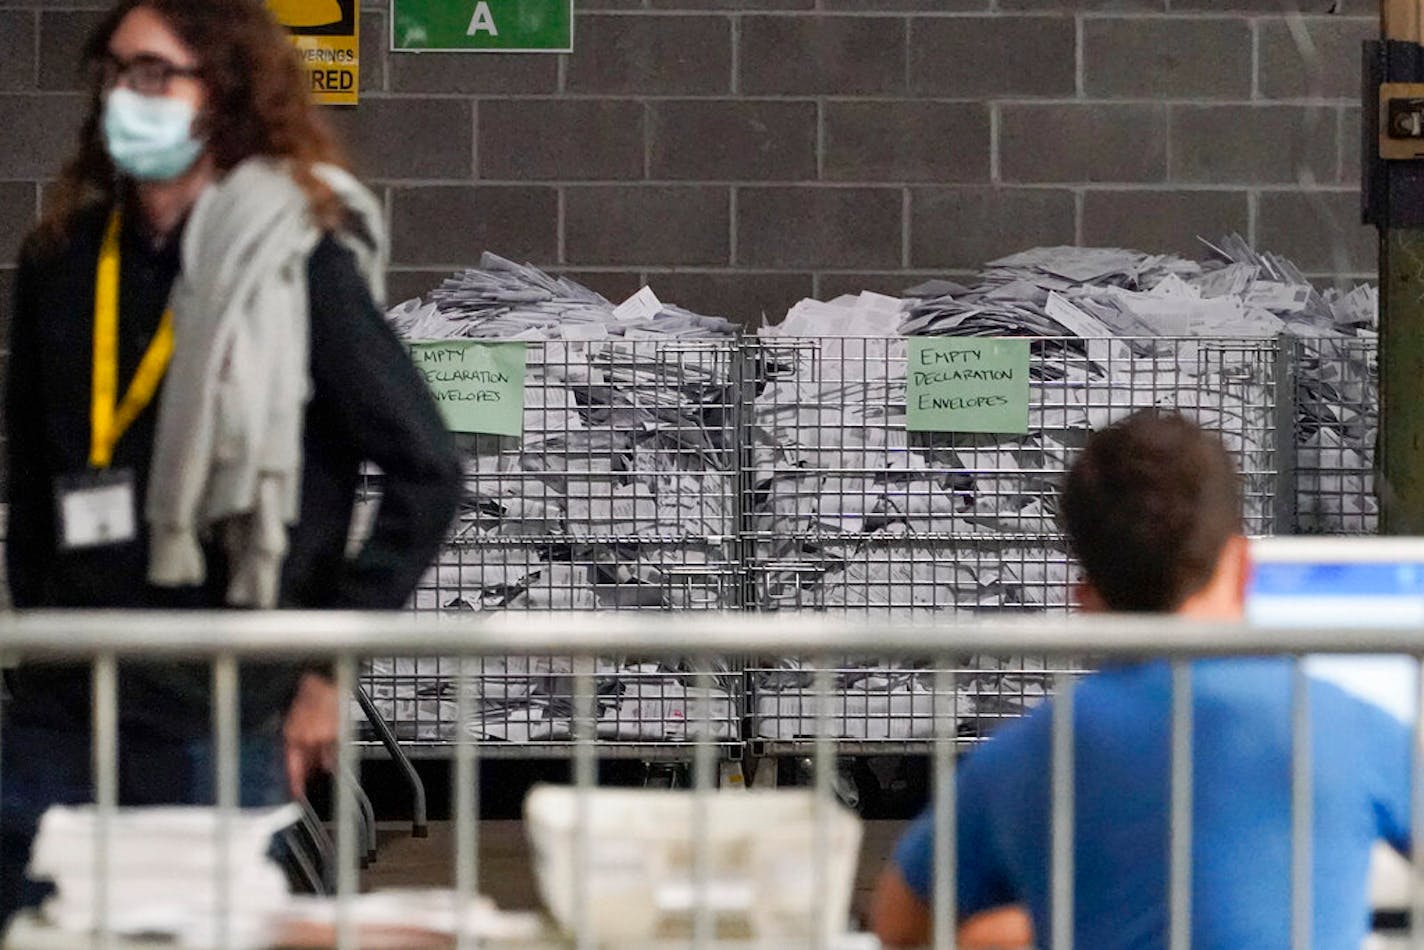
[{"xmin": 2, "ymin": 0, "xmax": 462, "ymax": 920}]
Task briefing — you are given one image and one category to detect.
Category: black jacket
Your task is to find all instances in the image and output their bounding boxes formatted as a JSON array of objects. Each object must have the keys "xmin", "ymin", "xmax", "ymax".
[{"xmin": 4, "ymin": 201, "xmax": 463, "ymax": 738}]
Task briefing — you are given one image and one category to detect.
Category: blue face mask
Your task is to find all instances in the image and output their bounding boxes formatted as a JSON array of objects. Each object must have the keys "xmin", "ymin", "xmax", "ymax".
[{"xmin": 102, "ymin": 87, "xmax": 203, "ymax": 182}]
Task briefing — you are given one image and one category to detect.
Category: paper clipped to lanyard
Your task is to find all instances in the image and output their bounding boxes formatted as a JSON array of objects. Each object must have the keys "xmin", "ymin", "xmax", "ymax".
[{"xmin": 56, "ymin": 469, "xmax": 138, "ymax": 550}]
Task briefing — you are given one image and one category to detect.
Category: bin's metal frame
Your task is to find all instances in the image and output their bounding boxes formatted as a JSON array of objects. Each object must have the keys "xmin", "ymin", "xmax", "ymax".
[
  {"xmin": 345, "ymin": 333, "xmax": 1383, "ymax": 765},
  {"xmin": 741, "ymin": 334, "xmax": 1284, "ymax": 755},
  {"xmin": 358, "ymin": 338, "xmax": 747, "ymax": 765}
]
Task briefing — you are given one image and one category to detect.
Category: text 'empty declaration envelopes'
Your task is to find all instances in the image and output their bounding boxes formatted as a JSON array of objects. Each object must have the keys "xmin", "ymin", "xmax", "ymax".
[
  {"xmin": 409, "ymin": 340, "xmax": 527, "ymax": 437},
  {"xmin": 906, "ymin": 337, "xmax": 1030, "ymax": 435}
]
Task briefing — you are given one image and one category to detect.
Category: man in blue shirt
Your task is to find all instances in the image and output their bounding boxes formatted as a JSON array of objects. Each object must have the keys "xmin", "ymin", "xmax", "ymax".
[{"xmin": 871, "ymin": 410, "xmax": 1413, "ymax": 949}]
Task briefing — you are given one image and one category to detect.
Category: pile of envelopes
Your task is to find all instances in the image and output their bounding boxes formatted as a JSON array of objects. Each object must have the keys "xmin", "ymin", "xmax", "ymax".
[
  {"xmin": 745, "ymin": 238, "xmax": 1375, "ymax": 740},
  {"xmin": 375, "ymin": 242, "xmax": 1376, "ymax": 747},
  {"xmin": 387, "ymin": 253, "xmax": 741, "ymax": 616},
  {"xmin": 374, "ymin": 257, "xmax": 742, "ymax": 744}
]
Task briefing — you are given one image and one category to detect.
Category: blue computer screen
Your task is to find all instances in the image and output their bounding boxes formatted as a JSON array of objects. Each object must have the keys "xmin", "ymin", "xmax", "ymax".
[{"xmin": 1248, "ymin": 556, "xmax": 1424, "ymax": 723}]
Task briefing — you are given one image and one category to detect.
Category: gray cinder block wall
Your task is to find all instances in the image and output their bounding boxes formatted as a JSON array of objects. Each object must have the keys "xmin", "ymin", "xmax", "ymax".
[{"xmin": 0, "ymin": 1, "xmax": 1377, "ymax": 330}]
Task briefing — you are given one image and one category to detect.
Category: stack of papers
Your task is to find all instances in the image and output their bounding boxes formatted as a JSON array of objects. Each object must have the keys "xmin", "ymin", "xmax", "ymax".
[
  {"xmin": 388, "ymin": 253, "xmax": 737, "ymax": 342},
  {"xmin": 1202, "ymin": 235, "xmax": 1379, "ymax": 534},
  {"xmin": 275, "ymin": 889, "xmax": 544, "ymax": 945},
  {"xmin": 27, "ymin": 804, "xmax": 299, "ymax": 949}
]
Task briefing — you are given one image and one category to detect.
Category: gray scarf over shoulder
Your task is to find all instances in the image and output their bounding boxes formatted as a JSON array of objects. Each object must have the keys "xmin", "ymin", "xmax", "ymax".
[{"xmin": 146, "ymin": 157, "xmax": 386, "ymax": 607}]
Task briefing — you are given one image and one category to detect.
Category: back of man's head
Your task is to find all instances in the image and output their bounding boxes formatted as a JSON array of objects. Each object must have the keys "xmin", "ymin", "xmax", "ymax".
[{"xmin": 1060, "ymin": 410, "xmax": 1244, "ymax": 613}]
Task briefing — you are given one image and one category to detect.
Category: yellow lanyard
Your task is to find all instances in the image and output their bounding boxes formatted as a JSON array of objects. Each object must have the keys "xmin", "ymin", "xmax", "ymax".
[{"xmin": 90, "ymin": 209, "xmax": 175, "ymax": 470}]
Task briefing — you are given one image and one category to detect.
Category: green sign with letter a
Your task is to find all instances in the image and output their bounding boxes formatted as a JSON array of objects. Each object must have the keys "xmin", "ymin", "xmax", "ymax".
[{"xmin": 391, "ymin": 0, "xmax": 573, "ymax": 52}]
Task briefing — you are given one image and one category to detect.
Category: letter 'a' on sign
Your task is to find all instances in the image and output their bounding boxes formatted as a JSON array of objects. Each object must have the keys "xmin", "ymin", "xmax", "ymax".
[
  {"xmin": 392, "ymin": 0, "xmax": 574, "ymax": 53},
  {"xmin": 408, "ymin": 341, "xmax": 527, "ymax": 437},
  {"xmin": 468, "ymin": 2, "xmax": 498, "ymax": 35},
  {"xmin": 265, "ymin": 0, "xmax": 359, "ymax": 106},
  {"xmin": 904, "ymin": 337, "xmax": 1031, "ymax": 435}
]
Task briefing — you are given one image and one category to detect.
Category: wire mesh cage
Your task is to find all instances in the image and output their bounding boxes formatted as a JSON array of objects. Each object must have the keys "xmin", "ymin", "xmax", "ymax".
[
  {"xmin": 358, "ymin": 339, "xmax": 745, "ymax": 757},
  {"xmin": 344, "ymin": 332, "xmax": 1386, "ymax": 760},
  {"xmin": 1291, "ymin": 335, "xmax": 1378, "ymax": 535},
  {"xmin": 743, "ymin": 335, "xmax": 1283, "ymax": 752}
]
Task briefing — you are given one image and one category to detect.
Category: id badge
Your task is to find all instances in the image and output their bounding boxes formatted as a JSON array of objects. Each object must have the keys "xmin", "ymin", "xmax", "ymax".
[{"xmin": 55, "ymin": 469, "xmax": 137, "ymax": 550}]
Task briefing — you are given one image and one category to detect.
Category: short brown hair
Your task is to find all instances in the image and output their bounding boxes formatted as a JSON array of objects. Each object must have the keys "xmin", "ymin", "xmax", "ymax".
[
  {"xmin": 1059, "ymin": 410, "xmax": 1243, "ymax": 612},
  {"xmin": 40, "ymin": 0, "xmax": 348, "ymax": 245}
]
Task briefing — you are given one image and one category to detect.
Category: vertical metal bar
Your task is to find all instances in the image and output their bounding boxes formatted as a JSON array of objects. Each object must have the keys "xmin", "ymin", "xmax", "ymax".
[
  {"xmin": 1169, "ymin": 661, "xmax": 1193, "ymax": 950},
  {"xmin": 1272, "ymin": 334, "xmax": 1300, "ymax": 535},
  {"xmin": 733, "ymin": 339, "xmax": 751, "ymax": 614},
  {"xmin": 1290, "ymin": 657, "xmax": 1312, "ymax": 950},
  {"xmin": 932, "ymin": 666, "xmax": 958, "ymax": 950},
  {"xmin": 1405, "ymin": 654, "xmax": 1424, "ymax": 950},
  {"xmin": 353, "ymin": 686, "xmax": 427, "ymax": 837},
  {"xmin": 0, "ymin": 667, "xmax": 4, "ymax": 912},
  {"xmin": 811, "ymin": 661, "xmax": 835, "ymax": 950},
  {"xmin": 454, "ymin": 655, "xmax": 479, "ymax": 950},
  {"xmin": 1378, "ymin": 211, "xmax": 1424, "ymax": 532},
  {"xmin": 92, "ymin": 653, "xmax": 118, "ymax": 950},
  {"xmin": 334, "ymin": 656, "xmax": 358, "ymax": 950},
  {"xmin": 1051, "ymin": 674, "xmax": 1075, "ymax": 950},
  {"xmin": 693, "ymin": 666, "xmax": 717, "ymax": 949},
  {"xmin": 573, "ymin": 655, "xmax": 596, "ymax": 950},
  {"xmin": 213, "ymin": 654, "xmax": 240, "ymax": 950}
]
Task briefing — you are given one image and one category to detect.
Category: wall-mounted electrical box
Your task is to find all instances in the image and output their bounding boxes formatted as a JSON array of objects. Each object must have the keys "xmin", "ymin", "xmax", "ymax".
[{"xmin": 1381, "ymin": 82, "xmax": 1424, "ymax": 160}]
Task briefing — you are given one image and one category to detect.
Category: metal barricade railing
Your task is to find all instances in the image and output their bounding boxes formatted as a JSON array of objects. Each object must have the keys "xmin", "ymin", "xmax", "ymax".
[{"xmin": 0, "ymin": 610, "xmax": 1420, "ymax": 949}]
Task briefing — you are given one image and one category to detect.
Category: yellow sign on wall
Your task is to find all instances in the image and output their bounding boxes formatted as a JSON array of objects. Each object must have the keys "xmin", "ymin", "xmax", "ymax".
[{"xmin": 267, "ymin": 0, "xmax": 359, "ymax": 106}]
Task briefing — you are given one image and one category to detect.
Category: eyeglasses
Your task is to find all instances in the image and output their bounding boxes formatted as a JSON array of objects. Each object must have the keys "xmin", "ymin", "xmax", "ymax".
[{"xmin": 96, "ymin": 52, "xmax": 200, "ymax": 96}]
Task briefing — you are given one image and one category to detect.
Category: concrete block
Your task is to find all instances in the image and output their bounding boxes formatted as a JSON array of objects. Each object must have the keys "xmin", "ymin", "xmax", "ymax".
[
  {"xmin": 999, "ymin": 103, "xmax": 1168, "ymax": 183},
  {"xmin": 1081, "ymin": 188, "xmax": 1249, "ymax": 257},
  {"xmin": 650, "ymin": 100, "xmax": 817, "ymax": 181},
  {"xmin": 1256, "ymin": 189, "xmax": 1375, "ymax": 274},
  {"xmin": 565, "ymin": 185, "xmax": 731, "ymax": 266},
  {"xmin": 330, "ymin": 97, "xmax": 473, "ymax": 180},
  {"xmin": 740, "ymin": 16, "xmax": 905, "ymax": 96},
  {"xmin": 1258, "ymin": 17, "xmax": 1374, "ymax": 100},
  {"xmin": 1170, "ymin": 105, "xmax": 1336, "ymax": 184},
  {"xmin": 910, "ymin": 16, "xmax": 1076, "ymax": 98},
  {"xmin": 824, "ymin": 101, "xmax": 991, "ymax": 183},
  {"xmin": 911, "ymin": 186, "xmax": 1076, "ymax": 269},
  {"xmin": 1085, "ymin": 18, "xmax": 1251, "ymax": 99},
  {"xmin": 479, "ymin": 100, "xmax": 644, "ymax": 181},
  {"xmin": 566, "ymin": 15, "xmax": 731, "ymax": 95},
  {"xmin": 737, "ymin": 186, "xmax": 903, "ymax": 269},
  {"xmin": 390, "ymin": 185, "xmax": 558, "ymax": 266}
]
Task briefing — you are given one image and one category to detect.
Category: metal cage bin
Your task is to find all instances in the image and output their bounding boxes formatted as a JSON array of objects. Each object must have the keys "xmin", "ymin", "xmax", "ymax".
[
  {"xmin": 743, "ymin": 335, "xmax": 1284, "ymax": 754},
  {"xmin": 358, "ymin": 338, "xmax": 746, "ymax": 759},
  {"xmin": 1289, "ymin": 335, "xmax": 1378, "ymax": 535}
]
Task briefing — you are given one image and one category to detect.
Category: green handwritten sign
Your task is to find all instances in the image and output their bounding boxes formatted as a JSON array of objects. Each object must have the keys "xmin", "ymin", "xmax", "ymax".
[
  {"xmin": 905, "ymin": 338, "xmax": 1030, "ymax": 434},
  {"xmin": 409, "ymin": 341, "xmax": 526, "ymax": 436}
]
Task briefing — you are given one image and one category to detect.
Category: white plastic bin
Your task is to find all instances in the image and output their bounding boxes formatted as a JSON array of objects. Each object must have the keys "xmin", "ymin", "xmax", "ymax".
[{"xmin": 524, "ymin": 786, "xmax": 863, "ymax": 943}]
